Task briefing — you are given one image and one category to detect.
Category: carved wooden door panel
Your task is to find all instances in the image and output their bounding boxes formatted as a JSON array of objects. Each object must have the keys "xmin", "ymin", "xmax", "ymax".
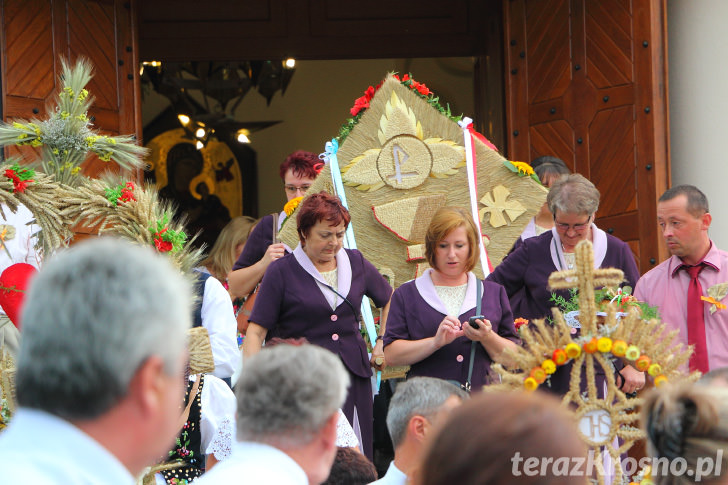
[
  {"xmin": 504, "ymin": 0, "xmax": 670, "ymax": 273},
  {"xmin": 1, "ymin": 0, "xmax": 140, "ymax": 178}
]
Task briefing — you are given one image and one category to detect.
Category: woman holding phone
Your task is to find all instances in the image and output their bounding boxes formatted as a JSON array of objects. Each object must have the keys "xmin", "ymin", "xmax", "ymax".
[{"xmin": 383, "ymin": 207, "xmax": 519, "ymax": 391}]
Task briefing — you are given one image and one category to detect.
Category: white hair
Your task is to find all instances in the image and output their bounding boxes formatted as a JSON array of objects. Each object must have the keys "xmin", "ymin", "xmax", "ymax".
[
  {"xmin": 16, "ymin": 238, "xmax": 192, "ymax": 419},
  {"xmin": 236, "ymin": 344, "xmax": 349, "ymax": 448}
]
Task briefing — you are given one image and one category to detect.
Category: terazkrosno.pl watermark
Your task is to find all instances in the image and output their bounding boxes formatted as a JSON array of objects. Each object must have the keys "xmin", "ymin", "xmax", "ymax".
[{"xmin": 511, "ymin": 450, "xmax": 724, "ymax": 482}]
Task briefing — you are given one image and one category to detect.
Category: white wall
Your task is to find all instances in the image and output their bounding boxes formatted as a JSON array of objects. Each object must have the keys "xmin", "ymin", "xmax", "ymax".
[
  {"xmin": 142, "ymin": 58, "xmax": 475, "ymax": 216},
  {"xmin": 668, "ymin": 0, "xmax": 728, "ymax": 248}
]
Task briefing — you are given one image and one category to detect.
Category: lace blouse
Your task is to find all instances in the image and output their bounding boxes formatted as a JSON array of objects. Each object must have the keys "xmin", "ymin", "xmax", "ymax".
[
  {"xmin": 434, "ymin": 283, "xmax": 468, "ymax": 317},
  {"xmin": 320, "ymin": 269, "xmax": 339, "ymax": 310}
]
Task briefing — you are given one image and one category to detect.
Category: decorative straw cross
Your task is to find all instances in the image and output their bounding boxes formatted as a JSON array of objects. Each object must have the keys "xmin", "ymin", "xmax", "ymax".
[{"xmin": 548, "ymin": 240, "xmax": 625, "ymax": 334}]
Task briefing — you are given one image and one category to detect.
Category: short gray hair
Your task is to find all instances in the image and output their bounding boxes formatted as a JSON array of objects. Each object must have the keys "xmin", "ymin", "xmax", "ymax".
[
  {"xmin": 16, "ymin": 238, "xmax": 192, "ymax": 419},
  {"xmin": 386, "ymin": 377, "xmax": 467, "ymax": 448},
  {"xmin": 547, "ymin": 173, "xmax": 600, "ymax": 216},
  {"xmin": 236, "ymin": 344, "xmax": 349, "ymax": 447}
]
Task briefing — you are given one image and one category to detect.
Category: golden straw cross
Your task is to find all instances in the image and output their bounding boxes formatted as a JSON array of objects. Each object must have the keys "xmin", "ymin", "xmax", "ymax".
[{"xmin": 548, "ymin": 240, "xmax": 624, "ymax": 334}]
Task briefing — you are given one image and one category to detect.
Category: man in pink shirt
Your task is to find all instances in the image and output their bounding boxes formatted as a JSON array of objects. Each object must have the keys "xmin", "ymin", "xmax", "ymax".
[{"xmin": 634, "ymin": 185, "xmax": 728, "ymax": 371}]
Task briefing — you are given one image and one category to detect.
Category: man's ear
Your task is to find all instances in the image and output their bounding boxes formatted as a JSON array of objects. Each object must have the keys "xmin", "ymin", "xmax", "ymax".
[
  {"xmin": 702, "ymin": 212, "xmax": 712, "ymax": 230},
  {"xmin": 128, "ymin": 356, "xmax": 166, "ymax": 418},
  {"xmin": 320, "ymin": 411, "xmax": 340, "ymax": 450},
  {"xmin": 408, "ymin": 415, "xmax": 429, "ymax": 442}
]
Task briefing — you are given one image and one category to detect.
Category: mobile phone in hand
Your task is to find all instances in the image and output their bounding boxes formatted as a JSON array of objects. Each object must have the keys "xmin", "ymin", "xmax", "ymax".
[{"xmin": 469, "ymin": 315, "xmax": 485, "ymax": 329}]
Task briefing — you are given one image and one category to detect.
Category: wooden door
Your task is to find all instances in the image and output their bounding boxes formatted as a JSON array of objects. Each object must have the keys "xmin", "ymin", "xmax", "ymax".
[
  {"xmin": 504, "ymin": 0, "xmax": 670, "ymax": 273},
  {"xmin": 0, "ymin": 0, "xmax": 141, "ymax": 178}
]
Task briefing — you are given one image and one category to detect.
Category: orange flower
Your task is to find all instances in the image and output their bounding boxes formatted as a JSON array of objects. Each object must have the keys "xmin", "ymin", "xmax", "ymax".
[
  {"xmin": 529, "ymin": 367, "xmax": 547, "ymax": 384},
  {"xmin": 514, "ymin": 317, "xmax": 529, "ymax": 332},
  {"xmin": 583, "ymin": 338, "xmax": 598, "ymax": 354},
  {"xmin": 635, "ymin": 355, "xmax": 652, "ymax": 372},
  {"xmin": 612, "ymin": 340, "xmax": 628, "ymax": 357},
  {"xmin": 552, "ymin": 348, "xmax": 567, "ymax": 365}
]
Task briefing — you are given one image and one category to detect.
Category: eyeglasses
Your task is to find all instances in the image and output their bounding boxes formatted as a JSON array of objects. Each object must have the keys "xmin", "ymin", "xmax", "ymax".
[
  {"xmin": 554, "ymin": 215, "xmax": 592, "ymax": 232},
  {"xmin": 284, "ymin": 184, "xmax": 311, "ymax": 194}
]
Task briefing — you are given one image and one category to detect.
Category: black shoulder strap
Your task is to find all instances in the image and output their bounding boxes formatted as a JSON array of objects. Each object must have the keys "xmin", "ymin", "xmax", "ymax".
[
  {"xmin": 192, "ymin": 271, "xmax": 212, "ymax": 328},
  {"xmin": 464, "ymin": 278, "xmax": 482, "ymax": 393}
]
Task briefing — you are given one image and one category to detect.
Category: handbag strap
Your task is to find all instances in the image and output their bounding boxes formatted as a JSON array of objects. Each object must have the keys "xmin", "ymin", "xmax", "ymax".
[
  {"xmin": 464, "ymin": 278, "xmax": 482, "ymax": 393},
  {"xmin": 271, "ymin": 212, "xmax": 280, "ymax": 244}
]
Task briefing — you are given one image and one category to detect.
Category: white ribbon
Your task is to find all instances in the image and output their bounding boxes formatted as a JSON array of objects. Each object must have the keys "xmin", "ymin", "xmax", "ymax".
[{"xmin": 458, "ymin": 117, "xmax": 490, "ymax": 277}]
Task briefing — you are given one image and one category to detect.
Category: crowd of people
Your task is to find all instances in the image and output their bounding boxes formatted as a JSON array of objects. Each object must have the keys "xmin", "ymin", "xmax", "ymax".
[{"xmin": 1, "ymin": 148, "xmax": 728, "ymax": 485}]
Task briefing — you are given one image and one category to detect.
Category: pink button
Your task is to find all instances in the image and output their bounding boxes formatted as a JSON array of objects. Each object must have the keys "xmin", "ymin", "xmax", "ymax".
[
  {"xmin": 330, "ymin": 315, "xmax": 338, "ymax": 322},
  {"xmin": 456, "ymin": 354, "xmax": 464, "ymax": 362},
  {"xmin": 332, "ymin": 333, "xmax": 339, "ymax": 341},
  {"xmin": 570, "ymin": 327, "xmax": 577, "ymax": 335}
]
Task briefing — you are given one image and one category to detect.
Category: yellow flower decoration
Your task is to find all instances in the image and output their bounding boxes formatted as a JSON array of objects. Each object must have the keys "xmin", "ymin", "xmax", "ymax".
[
  {"xmin": 524, "ymin": 377, "xmax": 538, "ymax": 391},
  {"xmin": 510, "ymin": 161, "xmax": 534, "ymax": 176},
  {"xmin": 478, "ymin": 185, "xmax": 526, "ymax": 228},
  {"xmin": 597, "ymin": 337, "xmax": 613, "ymax": 353},
  {"xmin": 565, "ymin": 342, "xmax": 581, "ymax": 359},
  {"xmin": 284, "ymin": 196, "xmax": 303, "ymax": 216},
  {"xmin": 541, "ymin": 359, "xmax": 556, "ymax": 374},
  {"xmin": 625, "ymin": 345, "xmax": 641, "ymax": 361}
]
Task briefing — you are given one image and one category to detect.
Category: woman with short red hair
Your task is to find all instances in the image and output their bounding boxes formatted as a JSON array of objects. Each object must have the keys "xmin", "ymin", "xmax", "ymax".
[
  {"xmin": 242, "ymin": 191, "xmax": 393, "ymax": 460},
  {"xmin": 227, "ymin": 150, "xmax": 321, "ymax": 299}
]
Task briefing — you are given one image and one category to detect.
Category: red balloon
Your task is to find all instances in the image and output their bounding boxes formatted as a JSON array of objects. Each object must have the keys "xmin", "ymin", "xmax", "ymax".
[{"xmin": 0, "ymin": 263, "xmax": 38, "ymax": 330}]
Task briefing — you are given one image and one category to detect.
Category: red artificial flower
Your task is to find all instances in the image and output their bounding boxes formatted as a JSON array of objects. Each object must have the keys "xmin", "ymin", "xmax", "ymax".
[
  {"xmin": 350, "ymin": 95, "xmax": 370, "ymax": 117},
  {"xmin": 392, "ymin": 74, "xmax": 400, "ymax": 81},
  {"xmin": 412, "ymin": 81, "xmax": 431, "ymax": 96},
  {"xmin": 401, "ymin": 74, "xmax": 410, "ymax": 82},
  {"xmin": 514, "ymin": 317, "xmax": 529, "ymax": 332},
  {"xmin": 4, "ymin": 169, "xmax": 17, "ymax": 182},
  {"xmin": 119, "ymin": 182, "xmax": 136, "ymax": 203},
  {"xmin": 364, "ymin": 86, "xmax": 375, "ymax": 100},
  {"xmin": 4, "ymin": 170, "xmax": 32, "ymax": 193},
  {"xmin": 14, "ymin": 180, "xmax": 30, "ymax": 193},
  {"xmin": 154, "ymin": 237, "xmax": 173, "ymax": 252}
]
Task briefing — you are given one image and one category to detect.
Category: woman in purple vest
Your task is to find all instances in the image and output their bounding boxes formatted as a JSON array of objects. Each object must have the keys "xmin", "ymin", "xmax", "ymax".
[
  {"xmin": 242, "ymin": 192, "xmax": 393, "ymax": 459},
  {"xmin": 227, "ymin": 150, "xmax": 321, "ymax": 299},
  {"xmin": 383, "ymin": 207, "xmax": 519, "ymax": 390},
  {"xmin": 487, "ymin": 173, "xmax": 644, "ymax": 395}
]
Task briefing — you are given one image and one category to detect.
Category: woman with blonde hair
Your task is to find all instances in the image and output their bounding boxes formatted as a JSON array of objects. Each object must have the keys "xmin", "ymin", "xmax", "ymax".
[
  {"xmin": 384, "ymin": 207, "xmax": 519, "ymax": 390},
  {"xmin": 201, "ymin": 216, "xmax": 257, "ymax": 284},
  {"xmin": 643, "ymin": 382, "xmax": 728, "ymax": 484}
]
